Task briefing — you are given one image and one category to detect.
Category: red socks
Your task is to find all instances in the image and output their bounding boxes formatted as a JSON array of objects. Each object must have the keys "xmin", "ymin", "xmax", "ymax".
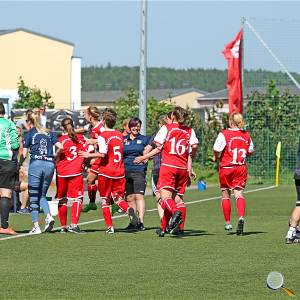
[
  {"xmin": 176, "ymin": 202, "xmax": 186, "ymax": 230},
  {"xmin": 163, "ymin": 197, "xmax": 176, "ymax": 213},
  {"xmin": 236, "ymin": 197, "xmax": 246, "ymax": 218},
  {"xmin": 161, "ymin": 209, "xmax": 172, "ymax": 231},
  {"xmin": 115, "ymin": 199, "xmax": 129, "ymax": 213},
  {"xmin": 221, "ymin": 198, "xmax": 231, "ymax": 223},
  {"xmin": 101, "ymin": 203, "xmax": 113, "ymax": 228},
  {"xmin": 71, "ymin": 200, "xmax": 82, "ymax": 225},
  {"xmin": 58, "ymin": 204, "xmax": 68, "ymax": 227},
  {"xmin": 88, "ymin": 184, "xmax": 97, "ymax": 203}
]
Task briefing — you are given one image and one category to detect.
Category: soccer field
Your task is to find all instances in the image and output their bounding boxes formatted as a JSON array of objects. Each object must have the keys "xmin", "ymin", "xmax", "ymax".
[{"xmin": 0, "ymin": 185, "xmax": 298, "ymax": 299}]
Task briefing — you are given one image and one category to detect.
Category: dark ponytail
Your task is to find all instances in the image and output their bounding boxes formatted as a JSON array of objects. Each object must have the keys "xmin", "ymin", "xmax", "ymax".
[{"xmin": 61, "ymin": 117, "xmax": 78, "ymax": 143}]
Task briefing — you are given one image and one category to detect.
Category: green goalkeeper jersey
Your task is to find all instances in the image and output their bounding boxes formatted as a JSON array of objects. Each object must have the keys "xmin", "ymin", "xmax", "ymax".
[{"xmin": 0, "ymin": 117, "xmax": 19, "ymax": 160}]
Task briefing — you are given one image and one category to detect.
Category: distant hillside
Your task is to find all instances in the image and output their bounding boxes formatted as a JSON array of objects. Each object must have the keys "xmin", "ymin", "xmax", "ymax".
[{"xmin": 82, "ymin": 65, "xmax": 300, "ymax": 92}]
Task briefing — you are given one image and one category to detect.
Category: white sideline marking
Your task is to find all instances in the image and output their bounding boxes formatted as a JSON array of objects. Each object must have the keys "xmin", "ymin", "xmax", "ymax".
[{"xmin": 0, "ymin": 185, "xmax": 276, "ymax": 241}]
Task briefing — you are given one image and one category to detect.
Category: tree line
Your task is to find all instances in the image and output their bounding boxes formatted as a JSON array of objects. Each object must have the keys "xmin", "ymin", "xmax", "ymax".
[{"xmin": 82, "ymin": 65, "xmax": 300, "ymax": 92}]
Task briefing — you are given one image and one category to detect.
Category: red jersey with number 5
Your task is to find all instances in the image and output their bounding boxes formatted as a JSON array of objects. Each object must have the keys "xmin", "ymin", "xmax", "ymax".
[
  {"xmin": 56, "ymin": 134, "xmax": 88, "ymax": 177},
  {"xmin": 97, "ymin": 129, "xmax": 125, "ymax": 178},
  {"xmin": 154, "ymin": 123, "xmax": 199, "ymax": 169},
  {"xmin": 216, "ymin": 129, "xmax": 254, "ymax": 168}
]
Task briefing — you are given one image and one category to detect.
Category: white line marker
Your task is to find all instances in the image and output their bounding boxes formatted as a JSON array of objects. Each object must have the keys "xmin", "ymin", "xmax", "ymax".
[{"xmin": 0, "ymin": 185, "xmax": 276, "ymax": 241}]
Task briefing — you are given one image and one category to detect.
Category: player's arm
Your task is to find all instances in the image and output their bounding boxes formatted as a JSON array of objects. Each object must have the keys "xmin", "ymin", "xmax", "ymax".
[
  {"xmin": 213, "ymin": 132, "xmax": 226, "ymax": 162},
  {"xmin": 134, "ymin": 146, "xmax": 161, "ymax": 164},
  {"xmin": 189, "ymin": 129, "xmax": 199, "ymax": 159}
]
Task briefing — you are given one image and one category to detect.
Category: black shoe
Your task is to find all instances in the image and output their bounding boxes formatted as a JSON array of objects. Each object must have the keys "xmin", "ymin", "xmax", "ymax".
[
  {"xmin": 67, "ymin": 225, "xmax": 82, "ymax": 234},
  {"xmin": 236, "ymin": 218, "xmax": 244, "ymax": 236},
  {"xmin": 156, "ymin": 228, "xmax": 165, "ymax": 237},
  {"xmin": 137, "ymin": 222, "xmax": 146, "ymax": 231},
  {"xmin": 286, "ymin": 237, "xmax": 300, "ymax": 244},
  {"xmin": 128, "ymin": 208, "xmax": 138, "ymax": 227},
  {"xmin": 60, "ymin": 227, "xmax": 68, "ymax": 233},
  {"xmin": 125, "ymin": 222, "xmax": 137, "ymax": 231},
  {"xmin": 169, "ymin": 211, "xmax": 182, "ymax": 234}
]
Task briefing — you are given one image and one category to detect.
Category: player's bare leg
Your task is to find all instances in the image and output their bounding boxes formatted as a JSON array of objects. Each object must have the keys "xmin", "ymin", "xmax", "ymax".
[
  {"xmin": 136, "ymin": 194, "xmax": 145, "ymax": 230},
  {"xmin": 221, "ymin": 189, "xmax": 232, "ymax": 231},
  {"xmin": 233, "ymin": 188, "xmax": 245, "ymax": 235},
  {"xmin": 155, "ymin": 191, "xmax": 164, "ymax": 220},
  {"xmin": 82, "ymin": 171, "xmax": 98, "ymax": 212},
  {"xmin": 125, "ymin": 194, "xmax": 137, "ymax": 230}
]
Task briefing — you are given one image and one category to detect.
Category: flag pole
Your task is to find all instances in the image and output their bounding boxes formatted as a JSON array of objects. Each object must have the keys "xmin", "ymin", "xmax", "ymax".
[
  {"xmin": 275, "ymin": 142, "xmax": 281, "ymax": 187},
  {"xmin": 241, "ymin": 17, "xmax": 246, "ymax": 113}
]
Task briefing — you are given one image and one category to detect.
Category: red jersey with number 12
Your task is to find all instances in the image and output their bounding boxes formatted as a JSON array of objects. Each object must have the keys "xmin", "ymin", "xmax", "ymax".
[
  {"xmin": 56, "ymin": 134, "xmax": 88, "ymax": 177},
  {"xmin": 154, "ymin": 123, "xmax": 198, "ymax": 169},
  {"xmin": 97, "ymin": 129, "xmax": 125, "ymax": 178},
  {"xmin": 219, "ymin": 129, "xmax": 252, "ymax": 168}
]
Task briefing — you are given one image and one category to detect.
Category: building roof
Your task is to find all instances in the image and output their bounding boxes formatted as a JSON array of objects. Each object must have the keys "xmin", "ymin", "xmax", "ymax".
[
  {"xmin": 82, "ymin": 88, "xmax": 208, "ymax": 104},
  {"xmin": 0, "ymin": 28, "xmax": 74, "ymax": 46},
  {"xmin": 198, "ymin": 85, "xmax": 300, "ymax": 101}
]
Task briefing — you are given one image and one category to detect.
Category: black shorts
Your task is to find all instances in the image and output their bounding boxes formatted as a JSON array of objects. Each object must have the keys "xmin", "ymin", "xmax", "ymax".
[
  {"xmin": 125, "ymin": 171, "xmax": 146, "ymax": 196},
  {"xmin": 0, "ymin": 159, "xmax": 17, "ymax": 189},
  {"xmin": 151, "ymin": 173, "xmax": 159, "ymax": 195}
]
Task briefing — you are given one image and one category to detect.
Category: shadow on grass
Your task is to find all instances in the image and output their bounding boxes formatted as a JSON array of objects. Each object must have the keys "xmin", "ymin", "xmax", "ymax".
[
  {"xmin": 169, "ymin": 229, "xmax": 215, "ymax": 238},
  {"xmin": 227, "ymin": 231, "xmax": 267, "ymax": 236}
]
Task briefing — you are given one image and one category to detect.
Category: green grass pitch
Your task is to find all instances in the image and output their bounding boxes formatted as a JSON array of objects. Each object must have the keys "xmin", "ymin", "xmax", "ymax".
[{"xmin": 0, "ymin": 185, "xmax": 298, "ymax": 299}]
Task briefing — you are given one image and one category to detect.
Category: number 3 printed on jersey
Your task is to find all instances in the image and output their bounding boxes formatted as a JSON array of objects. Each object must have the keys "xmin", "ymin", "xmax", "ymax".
[
  {"xmin": 67, "ymin": 146, "xmax": 77, "ymax": 161},
  {"xmin": 231, "ymin": 148, "xmax": 247, "ymax": 164},
  {"xmin": 169, "ymin": 137, "xmax": 187, "ymax": 155}
]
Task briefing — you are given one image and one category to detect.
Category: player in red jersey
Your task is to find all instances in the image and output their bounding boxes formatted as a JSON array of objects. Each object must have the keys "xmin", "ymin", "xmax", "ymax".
[
  {"xmin": 77, "ymin": 106, "xmax": 105, "ymax": 213},
  {"xmin": 79, "ymin": 109, "xmax": 138, "ymax": 234},
  {"xmin": 55, "ymin": 117, "xmax": 88, "ymax": 233},
  {"xmin": 134, "ymin": 106, "xmax": 199, "ymax": 237},
  {"xmin": 213, "ymin": 113, "xmax": 254, "ymax": 235}
]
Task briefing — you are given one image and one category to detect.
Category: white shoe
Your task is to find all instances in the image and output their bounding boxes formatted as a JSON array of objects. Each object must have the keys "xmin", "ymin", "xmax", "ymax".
[
  {"xmin": 106, "ymin": 227, "xmax": 114, "ymax": 234},
  {"xmin": 44, "ymin": 215, "xmax": 55, "ymax": 232},
  {"xmin": 29, "ymin": 226, "xmax": 42, "ymax": 235},
  {"xmin": 225, "ymin": 223, "xmax": 233, "ymax": 231}
]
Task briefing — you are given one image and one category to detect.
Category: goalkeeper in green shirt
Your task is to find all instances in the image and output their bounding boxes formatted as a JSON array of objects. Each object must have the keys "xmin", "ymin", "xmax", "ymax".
[{"xmin": 0, "ymin": 102, "xmax": 19, "ymax": 235}]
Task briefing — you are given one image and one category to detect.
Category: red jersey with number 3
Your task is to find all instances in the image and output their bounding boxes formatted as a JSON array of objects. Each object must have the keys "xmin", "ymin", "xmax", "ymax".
[
  {"xmin": 97, "ymin": 129, "xmax": 125, "ymax": 178},
  {"xmin": 56, "ymin": 134, "xmax": 88, "ymax": 177},
  {"xmin": 219, "ymin": 129, "xmax": 252, "ymax": 168},
  {"xmin": 154, "ymin": 123, "xmax": 198, "ymax": 169}
]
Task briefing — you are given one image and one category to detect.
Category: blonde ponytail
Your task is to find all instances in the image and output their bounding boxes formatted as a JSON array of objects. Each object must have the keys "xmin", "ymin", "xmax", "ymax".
[{"xmin": 27, "ymin": 112, "xmax": 48, "ymax": 133}]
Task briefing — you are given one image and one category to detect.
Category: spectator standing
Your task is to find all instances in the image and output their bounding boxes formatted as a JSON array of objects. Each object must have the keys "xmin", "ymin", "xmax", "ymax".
[
  {"xmin": 0, "ymin": 102, "xmax": 19, "ymax": 234},
  {"xmin": 123, "ymin": 117, "xmax": 150, "ymax": 230}
]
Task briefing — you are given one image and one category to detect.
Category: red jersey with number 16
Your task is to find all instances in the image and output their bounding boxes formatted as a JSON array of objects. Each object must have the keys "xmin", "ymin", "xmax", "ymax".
[
  {"xmin": 56, "ymin": 134, "xmax": 88, "ymax": 177},
  {"xmin": 217, "ymin": 129, "xmax": 254, "ymax": 168},
  {"xmin": 97, "ymin": 129, "xmax": 125, "ymax": 178},
  {"xmin": 154, "ymin": 123, "xmax": 199, "ymax": 169}
]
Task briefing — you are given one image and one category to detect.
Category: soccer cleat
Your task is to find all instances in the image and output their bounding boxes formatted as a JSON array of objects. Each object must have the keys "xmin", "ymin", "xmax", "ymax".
[
  {"xmin": 128, "ymin": 207, "xmax": 138, "ymax": 227},
  {"xmin": 111, "ymin": 203, "xmax": 119, "ymax": 216},
  {"xmin": 285, "ymin": 229, "xmax": 300, "ymax": 244},
  {"xmin": 285, "ymin": 236, "xmax": 300, "ymax": 244},
  {"xmin": 236, "ymin": 217, "xmax": 244, "ymax": 236},
  {"xmin": 106, "ymin": 227, "xmax": 115, "ymax": 234},
  {"xmin": 225, "ymin": 223, "xmax": 233, "ymax": 231},
  {"xmin": 169, "ymin": 210, "xmax": 182, "ymax": 234},
  {"xmin": 156, "ymin": 228, "xmax": 165, "ymax": 237},
  {"xmin": 67, "ymin": 225, "xmax": 82, "ymax": 234},
  {"xmin": 0, "ymin": 227, "xmax": 16, "ymax": 235},
  {"xmin": 29, "ymin": 226, "xmax": 42, "ymax": 235},
  {"xmin": 82, "ymin": 203, "xmax": 97, "ymax": 213},
  {"xmin": 44, "ymin": 215, "xmax": 55, "ymax": 232},
  {"xmin": 137, "ymin": 222, "xmax": 146, "ymax": 231},
  {"xmin": 60, "ymin": 227, "xmax": 68, "ymax": 233}
]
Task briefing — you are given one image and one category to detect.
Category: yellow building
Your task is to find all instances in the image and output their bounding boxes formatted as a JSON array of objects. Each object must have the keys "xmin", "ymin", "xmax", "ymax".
[{"xmin": 0, "ymin": 28, "xmax": 81, "ymax": 112}]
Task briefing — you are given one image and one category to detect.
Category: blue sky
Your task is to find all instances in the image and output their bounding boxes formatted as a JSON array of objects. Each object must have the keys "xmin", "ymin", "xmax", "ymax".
[{"xmin": 0, "ymin": 1, "xmax": 299, "ymax": 71}]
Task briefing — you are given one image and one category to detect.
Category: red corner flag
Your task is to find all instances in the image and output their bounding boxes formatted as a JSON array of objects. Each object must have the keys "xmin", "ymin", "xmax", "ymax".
[{"xmin": 222, "ymin": 29, "xmax": 243, "ymax": 114}]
